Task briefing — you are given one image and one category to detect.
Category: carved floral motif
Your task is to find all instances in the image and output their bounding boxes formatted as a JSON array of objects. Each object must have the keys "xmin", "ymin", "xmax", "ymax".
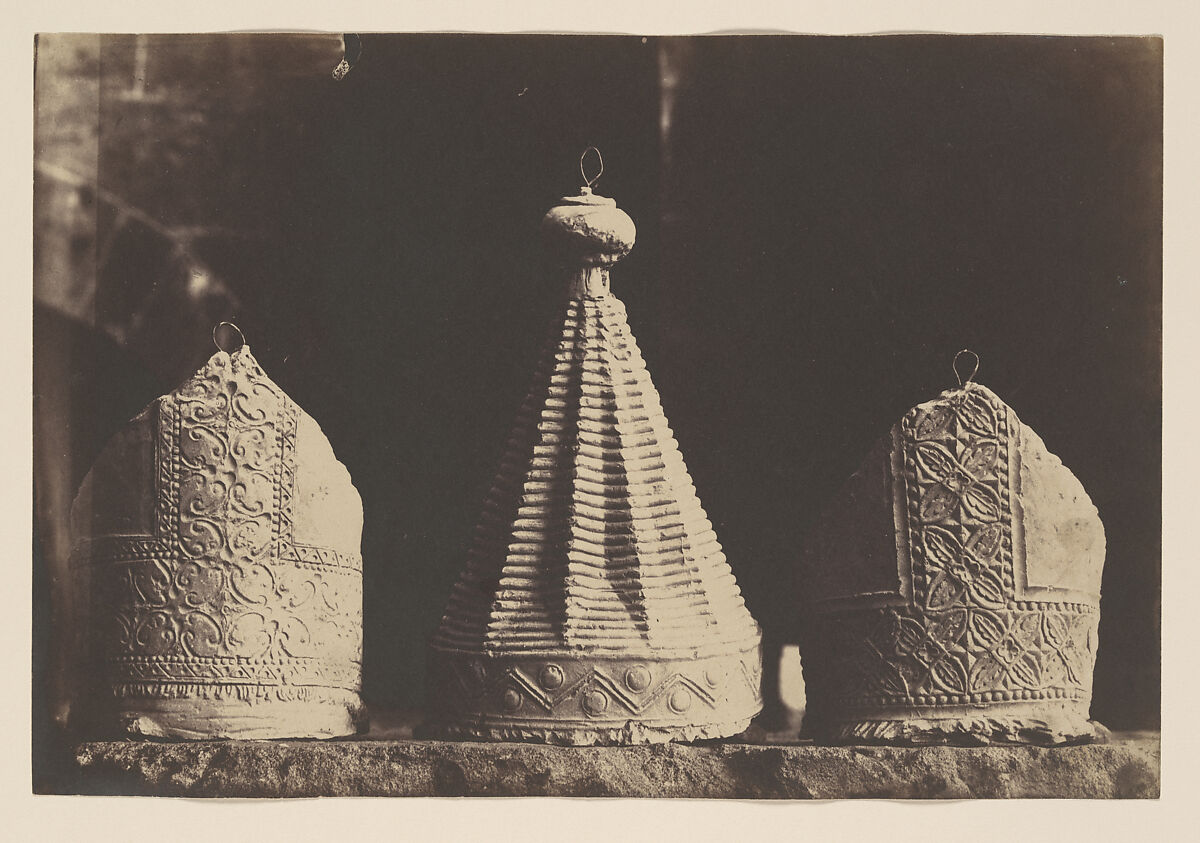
[{"xmin": 802, "ymin": 384, "xmax": 1101, "ymax": 744}]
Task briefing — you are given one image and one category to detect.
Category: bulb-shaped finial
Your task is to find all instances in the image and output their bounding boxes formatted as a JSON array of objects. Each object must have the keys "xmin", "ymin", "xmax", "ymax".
[{"xmin": 541, "ymin": 148, "xmax": 637, "ymax": 270}]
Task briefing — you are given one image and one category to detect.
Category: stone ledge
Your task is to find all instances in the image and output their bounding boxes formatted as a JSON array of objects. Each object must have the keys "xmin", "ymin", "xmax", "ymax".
[{"xmin": 65, "ymin": 731, "xmax": 1159, "ymax": 799}]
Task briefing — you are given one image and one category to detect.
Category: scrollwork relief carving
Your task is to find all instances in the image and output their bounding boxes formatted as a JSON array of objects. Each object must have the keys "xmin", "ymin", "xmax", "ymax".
[{"xmin": 70, "ymin": 345, "xmax": 364, "ymax": 738}]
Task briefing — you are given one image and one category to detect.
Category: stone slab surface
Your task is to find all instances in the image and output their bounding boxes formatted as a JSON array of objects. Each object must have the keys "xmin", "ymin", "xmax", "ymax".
[{"xmin": 65, "ymin": 731, "xmax": 1158, "ymax": 799}]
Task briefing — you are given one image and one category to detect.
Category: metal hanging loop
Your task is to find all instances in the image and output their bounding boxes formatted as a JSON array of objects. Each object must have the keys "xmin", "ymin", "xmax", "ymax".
[
  {"xmin": 213, "ymin": 321, "xmax": 246, "ymax": 354},
  {"xmin": 953, "ymin": 348, "xmax": 980, "ymax": 388},
  {"xmin": 580, "ymin": 146, "xmax": 604, "ymax": 189}
]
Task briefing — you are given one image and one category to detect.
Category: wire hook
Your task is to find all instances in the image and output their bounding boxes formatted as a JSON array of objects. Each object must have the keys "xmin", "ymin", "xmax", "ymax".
[
  {"xmin": 953, "ymin": 348, "xmax": 980, "ymax": 388},
  {"xmin": 580, "ymin": 146, "xmax": 604, "ymax": 189},
  {"xmin": 213, "ymin": 321, "xmax": 246, "ymax": 354}
]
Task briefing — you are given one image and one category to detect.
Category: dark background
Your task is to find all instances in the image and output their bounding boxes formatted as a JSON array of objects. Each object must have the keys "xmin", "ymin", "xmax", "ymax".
[{"xmin": 34, "ymin": 33, "xmax": 1161, "ymax": 781}]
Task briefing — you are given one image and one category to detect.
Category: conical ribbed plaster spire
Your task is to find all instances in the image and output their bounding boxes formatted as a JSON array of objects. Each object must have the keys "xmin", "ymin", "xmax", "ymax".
[{"xmin": 429, "ymin": 151, "xmax": 762, "ymax": 745}]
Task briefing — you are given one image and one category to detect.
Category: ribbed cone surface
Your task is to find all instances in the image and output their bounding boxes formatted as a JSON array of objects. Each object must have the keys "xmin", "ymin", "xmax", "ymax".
[{"xmin": 430, "ymin": 289, "xmax": 762, "ymax": 745}]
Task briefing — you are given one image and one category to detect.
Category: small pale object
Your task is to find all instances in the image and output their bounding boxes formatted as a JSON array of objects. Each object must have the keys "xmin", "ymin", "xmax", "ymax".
[
  {"xmin": 428, "ymin": 150, "xmax": 763, "ymax": 745},
  {"xmin": 798, "ymin": 352, "xmax": 1107, "ymax": 745},
  {"xmin": 68, "ymin": 325, "xmax": 365, "ymax": 739}
]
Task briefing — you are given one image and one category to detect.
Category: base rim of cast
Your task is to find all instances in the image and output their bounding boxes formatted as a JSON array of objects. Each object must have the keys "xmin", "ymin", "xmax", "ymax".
[
  {"xmin": 90, "ymin": 695, "xmax": 367, "ymax": 741},
  {"xmin": 425, "ymin": 643, "xmax": 763, "ymax": 746},
  {"xmin": 807, "ymin": 708, "xmax": 1108, "ymax": 747},
  {"xmin": 426, "ymin": 715, "xmax": 759, "ymax": 747}
]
